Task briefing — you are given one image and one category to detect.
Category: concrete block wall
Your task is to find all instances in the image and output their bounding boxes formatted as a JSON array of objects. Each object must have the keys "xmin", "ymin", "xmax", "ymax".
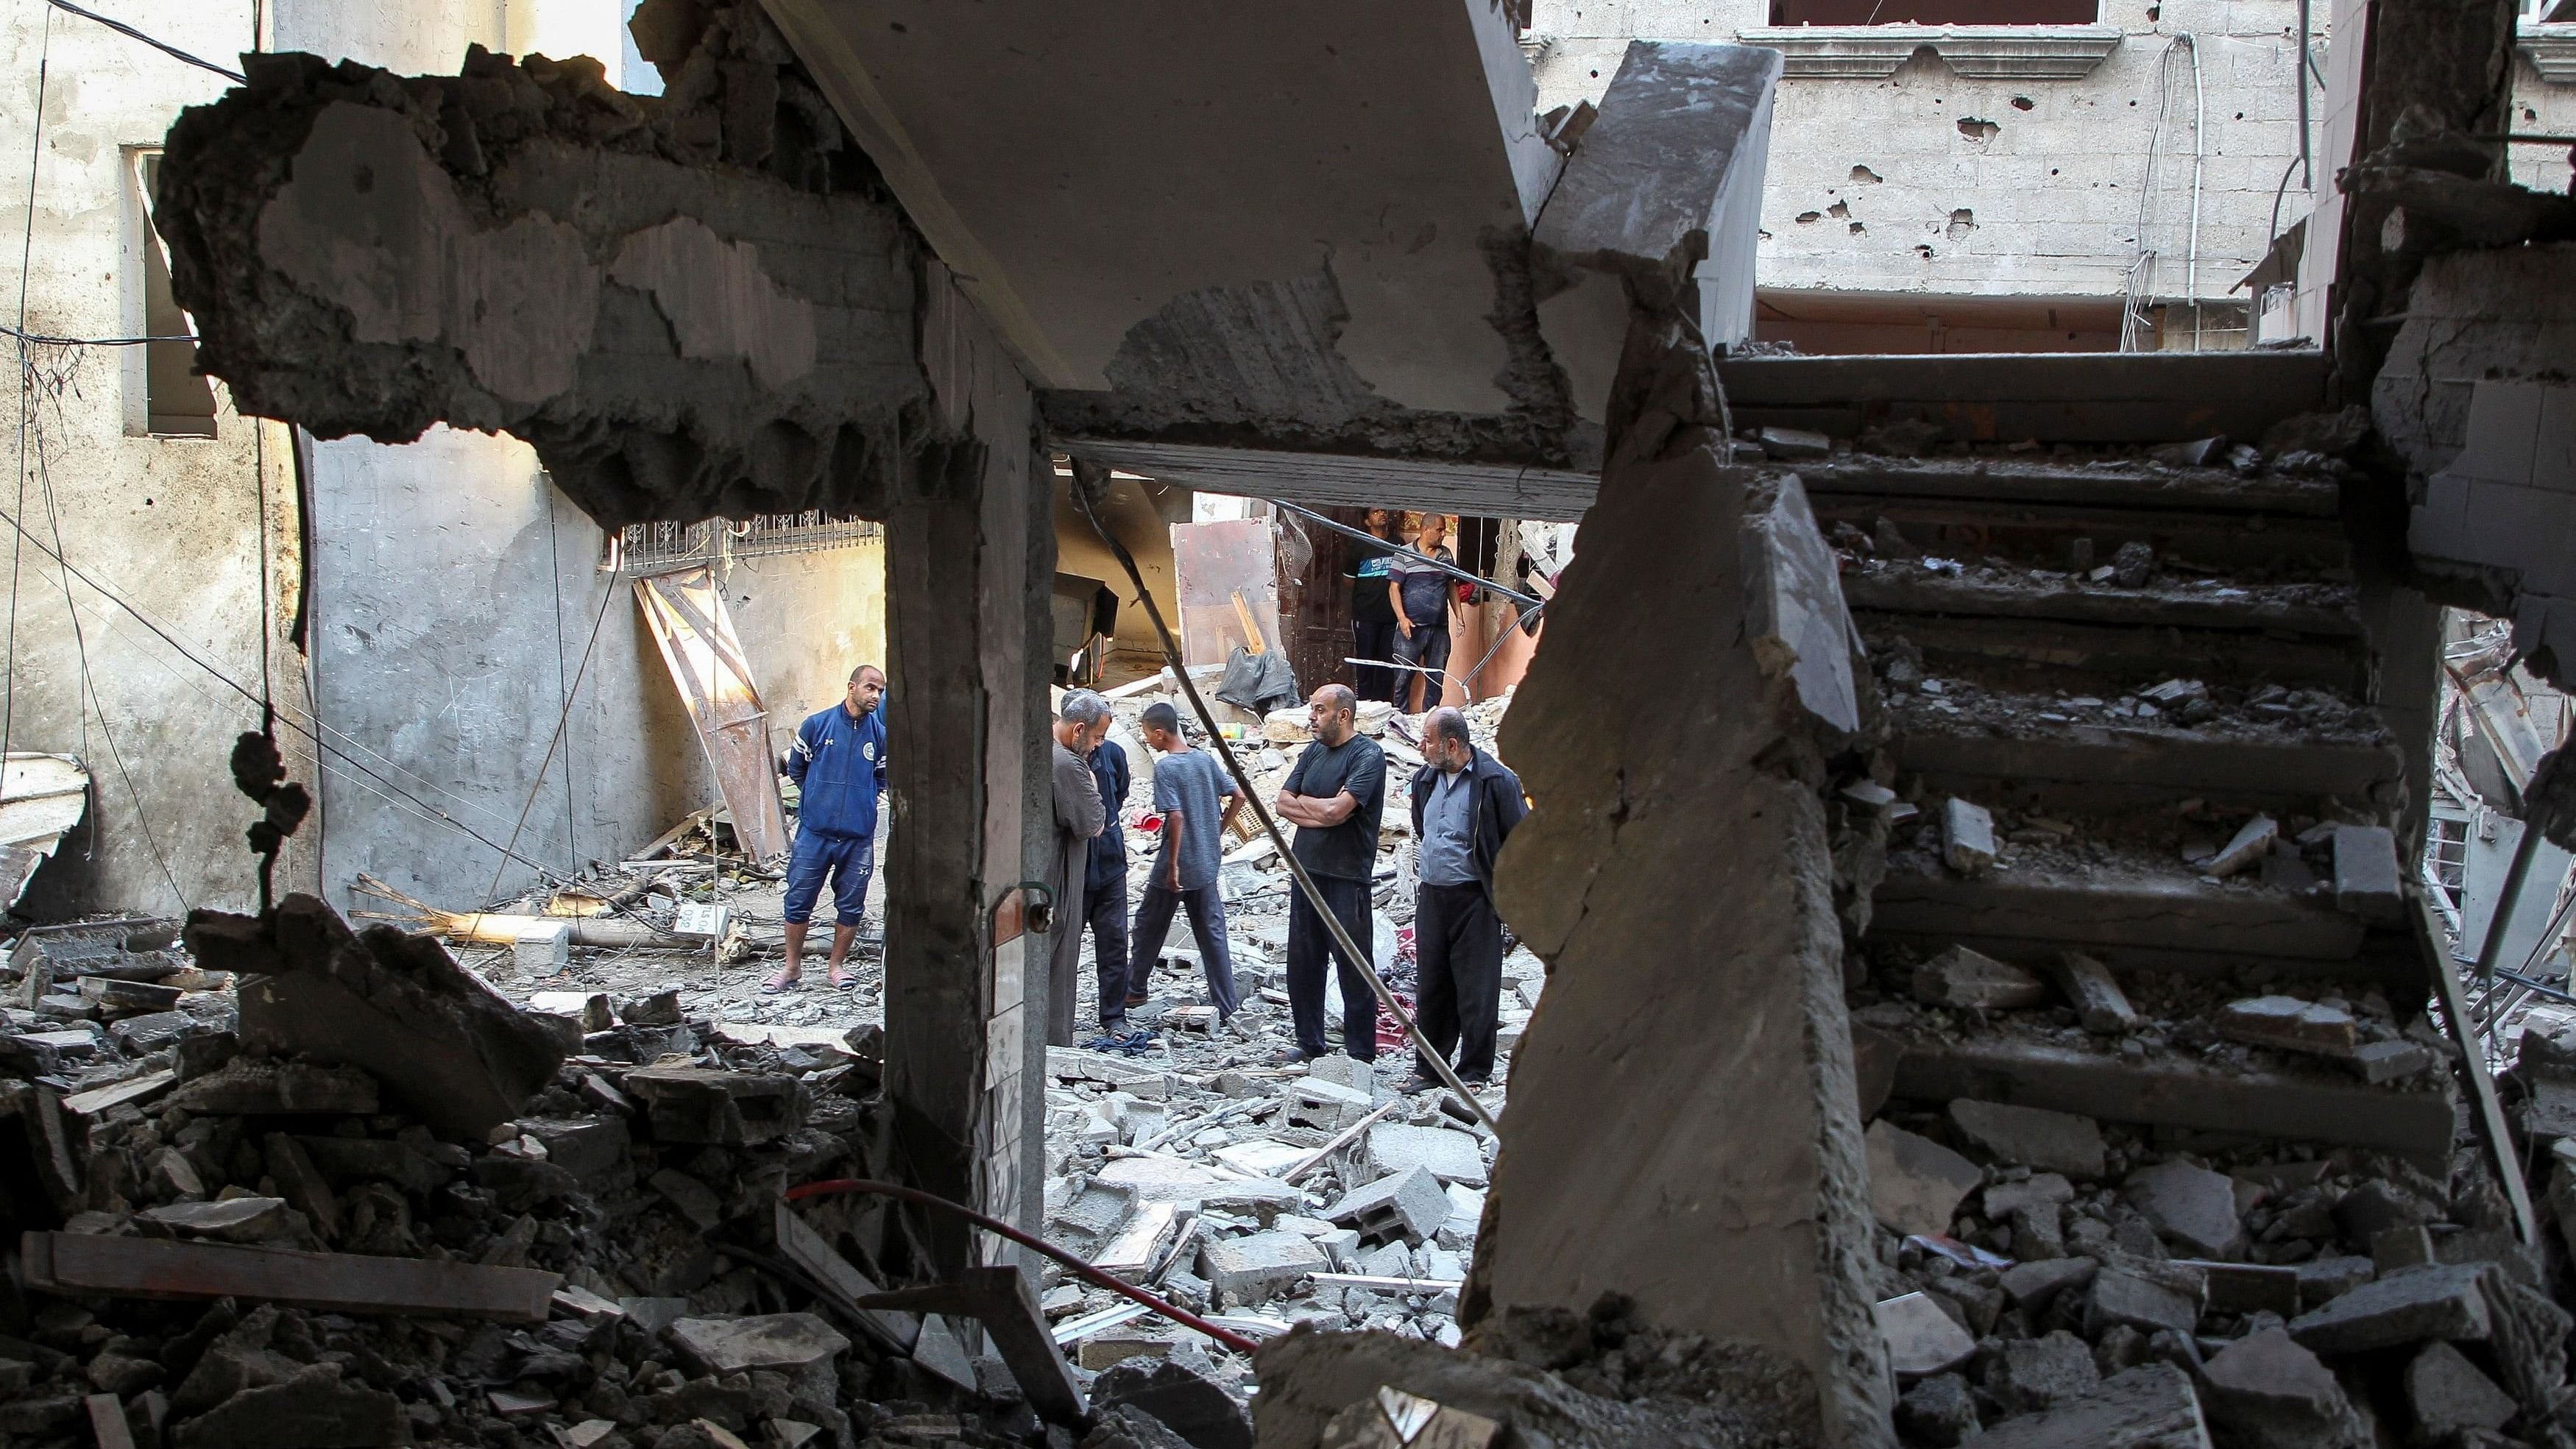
[
  {"xmin": 1532, "ymin": 0, "xmax": 2321, "ymax": 330},
  {"xmin": 2508, "ymin": 54, "xmax": 2576, "ymax": 195}
]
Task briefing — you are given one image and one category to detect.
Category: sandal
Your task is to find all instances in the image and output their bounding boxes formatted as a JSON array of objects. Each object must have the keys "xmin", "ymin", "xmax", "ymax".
[
  {"xmin": 760, "ymin": 972, "xmax": 802, "ymax": 994},
  {"xmin": 829, "ymin": 969, "xmax": 857, "ymax": 990}
]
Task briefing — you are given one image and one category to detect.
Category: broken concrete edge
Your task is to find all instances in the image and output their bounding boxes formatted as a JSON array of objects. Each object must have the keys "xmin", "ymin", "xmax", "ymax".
[{"xmin": 153, "ymin": 9, "xmax": 959, "ymax": 527}]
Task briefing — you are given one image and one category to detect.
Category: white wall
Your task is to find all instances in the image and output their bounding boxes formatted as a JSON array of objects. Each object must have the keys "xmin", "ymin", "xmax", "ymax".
[
  {"xmin": 1532, "ymin": 0, "xmax": 2324, "ymax": 340},
  {"xmin": 0, "ymin": 0, "xmax": 291, "ymax": 916}
]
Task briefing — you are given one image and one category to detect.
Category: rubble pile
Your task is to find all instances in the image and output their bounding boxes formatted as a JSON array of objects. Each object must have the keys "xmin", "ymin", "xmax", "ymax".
[
  {"xmin": 1858, "ymin": 1093, "xmax": 2569, "ymax": 1445},
  {"xmin": 0, "ymin": 900, "xmax": 1263, "ymax": 1449}
]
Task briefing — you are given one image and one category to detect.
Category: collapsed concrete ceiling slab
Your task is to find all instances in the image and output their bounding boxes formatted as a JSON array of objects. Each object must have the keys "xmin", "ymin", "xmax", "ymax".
[{"xmin": 762, "ymin": 3, "xmax": 1783, "ymax": 518}]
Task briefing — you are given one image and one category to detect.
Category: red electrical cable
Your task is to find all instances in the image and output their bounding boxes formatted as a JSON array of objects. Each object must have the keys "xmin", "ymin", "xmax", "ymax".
[{"xmin": 784, "ymin": 1177, "xmax": 1263, "ymax": 1356}]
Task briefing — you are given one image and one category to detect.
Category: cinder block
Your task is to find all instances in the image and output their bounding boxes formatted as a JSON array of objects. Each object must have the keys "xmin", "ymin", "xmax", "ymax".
[
  {"xmin": 2458, "ymin": 380, "xmax": 2547, "ymax": 484},
  {"xmin": 1197, "ymin": 1230, "xmax": 1327, "ymax": 1305},
  {"xmin": 1322, "ymin": 1164, "xmax": 1448, "ymax": 1246},
  {"xmin": 513, "ymin": 923, "xmax": 570, "ymax": 975}
]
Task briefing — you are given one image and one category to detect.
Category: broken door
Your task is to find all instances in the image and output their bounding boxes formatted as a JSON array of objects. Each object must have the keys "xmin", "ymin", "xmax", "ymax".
[{"xmin": 635, "ymin": 566, "xmax": 790, "ymax": 862}]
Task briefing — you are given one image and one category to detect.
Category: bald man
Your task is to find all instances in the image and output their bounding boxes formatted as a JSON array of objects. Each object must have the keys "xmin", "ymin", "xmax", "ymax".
[{"xmin": 1273, "ymin": 684, "xmax": 1389, "ymax": 1066}]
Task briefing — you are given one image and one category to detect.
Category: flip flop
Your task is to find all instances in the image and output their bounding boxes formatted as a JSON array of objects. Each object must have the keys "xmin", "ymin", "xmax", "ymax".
[
  {"xmin": 829, "ymin": 970, "xmax": 857, "ymax": 991},
  {"xmin": 760, "ymin": 973, "xmax": 801, "ymax": 995}
]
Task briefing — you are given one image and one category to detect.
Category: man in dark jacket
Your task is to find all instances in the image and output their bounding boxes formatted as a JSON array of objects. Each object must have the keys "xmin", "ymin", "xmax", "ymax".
[
  {"xmin": 1401, "ymin": 706, "xmax": 1526, "ymax": 1090},
  {"xmin": 1083, "ymin": 724, "xmax": 1136, "ymax": 1041},
  {"xmin": 770, "ymin": 665, "xmax": 888, "ymax": 992}
]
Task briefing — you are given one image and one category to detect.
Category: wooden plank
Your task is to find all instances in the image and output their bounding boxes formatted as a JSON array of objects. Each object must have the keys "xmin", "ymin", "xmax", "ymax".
[
  {"xmin": 634, "ymin": 567, "xmax": 789, "ymax": 861},
  {"xmin": 23, "ymin": 1231, "xmax": 559, "ymax": 1320},
  {"xmin": 1889, "ymin": 1033, "xmax": 2454, "ymax": 1161}
]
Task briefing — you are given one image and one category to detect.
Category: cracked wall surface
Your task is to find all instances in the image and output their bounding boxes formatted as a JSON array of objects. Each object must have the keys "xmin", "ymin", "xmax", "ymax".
[
  {"xmin": 1466, "ymin": 320, "xmax": 1891, "ymax": 1447},
  {"xmin": 155, "ymin": 4, "xmax": 937, "ymax": 525}
]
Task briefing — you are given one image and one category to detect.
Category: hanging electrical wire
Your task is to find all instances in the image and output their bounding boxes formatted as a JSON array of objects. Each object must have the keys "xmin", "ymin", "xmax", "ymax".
[{"xmin": 41, "ymin": 0, "xmax": 245, "ymax": 82}]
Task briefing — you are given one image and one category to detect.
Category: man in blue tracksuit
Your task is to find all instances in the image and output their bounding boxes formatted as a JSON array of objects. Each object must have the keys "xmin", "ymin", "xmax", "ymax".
[{"xmin": 769, "ymin": 664, "xmax": 887, "ymax": 991}]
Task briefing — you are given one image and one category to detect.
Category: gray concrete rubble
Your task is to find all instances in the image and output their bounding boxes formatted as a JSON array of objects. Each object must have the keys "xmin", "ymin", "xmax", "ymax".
[{"xmin": 6, "ymin": 891, "xmax": 1294, "ymax": 1449}]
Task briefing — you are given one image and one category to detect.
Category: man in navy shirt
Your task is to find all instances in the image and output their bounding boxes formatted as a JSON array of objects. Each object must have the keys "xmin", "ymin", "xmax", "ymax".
[
  {"xmin": 1081, "ymin": 722, "xmax": 1134, "ymax": 1039},
  {"xmin": 769, "ymin": 665, "xmax": 887, "ymax": 992}
]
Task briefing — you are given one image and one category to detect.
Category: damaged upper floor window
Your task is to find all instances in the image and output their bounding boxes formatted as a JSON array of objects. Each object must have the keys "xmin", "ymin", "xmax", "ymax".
[
  {"xmin": 1768, "ymin": 0, "xmax": 2096, "ymax": 24},
  {"xmin": 125, "ymin": 149, "xmax": 217, "ymax": 440}
]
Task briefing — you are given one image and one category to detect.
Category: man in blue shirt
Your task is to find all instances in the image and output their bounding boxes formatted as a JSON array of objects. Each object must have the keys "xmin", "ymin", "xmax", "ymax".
[
  {"xmin": 768, "ymin": 665, "xmax": 887, "ymax": 992},
  {"xmin": 1400, "ymin": 706, "xmax": 1524, "ymax": 1091},
  {"xmin": 1123, "ymin": 702, "xmax": 1245, "ymax": 1035}
]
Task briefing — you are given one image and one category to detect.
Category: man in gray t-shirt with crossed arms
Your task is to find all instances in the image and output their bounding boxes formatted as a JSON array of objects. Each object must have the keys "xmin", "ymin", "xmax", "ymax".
[{"xmin": 1126, "ymin": 702, "xmax": 1245, "ymax": 1024}]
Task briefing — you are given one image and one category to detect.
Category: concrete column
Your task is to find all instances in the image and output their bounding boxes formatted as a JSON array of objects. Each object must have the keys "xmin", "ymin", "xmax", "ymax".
[
  {"xmin": 880, "ymin": 268, "xmax": 1053, "ymax": 1275},
  {"xmin": 1465, "ymin": 316, "xmax": 1893, "ymax": 1445}
]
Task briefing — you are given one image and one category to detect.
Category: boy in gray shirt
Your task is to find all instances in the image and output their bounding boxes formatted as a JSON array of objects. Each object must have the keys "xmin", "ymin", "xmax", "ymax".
[{"xmin": 1125, "ymin": 702, "xmax": 1245, "ymax": 1023}]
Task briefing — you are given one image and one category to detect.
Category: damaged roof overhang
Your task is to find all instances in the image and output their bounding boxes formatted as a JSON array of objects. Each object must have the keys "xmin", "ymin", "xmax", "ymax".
[{"xmin": 760, "ymin": 1, "xmax": 1783, "ymax": 519}]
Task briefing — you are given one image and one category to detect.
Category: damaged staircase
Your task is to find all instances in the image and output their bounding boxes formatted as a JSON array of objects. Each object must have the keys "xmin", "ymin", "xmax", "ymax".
[{"xmin": 1729, "ymin": 353, "xmax": 2457, "ymax": 1166}]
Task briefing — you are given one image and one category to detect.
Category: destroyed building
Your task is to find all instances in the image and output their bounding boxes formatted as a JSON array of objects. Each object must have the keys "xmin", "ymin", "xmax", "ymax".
[{"xmin": 7, "ymin": 0, "xmax": 2576, "ymax": 1445}]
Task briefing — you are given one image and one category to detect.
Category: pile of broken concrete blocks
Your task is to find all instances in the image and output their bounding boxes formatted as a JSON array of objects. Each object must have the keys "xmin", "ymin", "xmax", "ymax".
[
  {"xmin": 1041, "ymin": 1051, "xmax": 1493, "ymax": 1382},
  {"xmin": 1864, "ymin": 1096, "xmax": 2568, "ymax": 1445},
  {"xmin": 2, "ymin": 895, "xmax": 1250, "ymax": 1449}
]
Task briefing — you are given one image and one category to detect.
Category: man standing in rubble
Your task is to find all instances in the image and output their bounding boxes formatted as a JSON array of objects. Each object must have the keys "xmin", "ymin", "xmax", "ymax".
[
  {"xmin": 1389, "ymin": 512, "xmax": 1460, "ymax": 713},
  {"xmin": 1125, "ymin": 701, "xmax": 1245, "ymax": 1034},
  {"xmin": 1273, "ymin": 684, "xmax": 1388, "ymax": 1066},
  {"xmin": 768, "ymin": 665, "xmax": 887, "ymax": 993},
  {"xmin": 1401, "ymin": 706, "xmax": 1525, "ymax": 1092},
  {"xmin": 1047, "ymin": 691, "xmax": 1110, "ymax": 1047},
  {"xmin": 1080, "ymin": 715, "xmax": 1137, "ymax": 1044}
]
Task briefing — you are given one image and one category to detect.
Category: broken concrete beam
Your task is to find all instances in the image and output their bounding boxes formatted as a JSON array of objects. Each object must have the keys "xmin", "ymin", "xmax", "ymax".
[
  {"xmin": 2201, "ymin": 815, "xmax": 2278, "ymax": 877},
  {"xmin": 20, "ymin": 1230, "xmax": 558, "ymax": 1320},
  {"xmin": 1197, "ymin": 1230, "xmax": 1326, "ymax": 1305},
  {"xmin": 1758, "ymin": 426, "xmax": 1833, "ymax": 460},
  {"xmin": 1876, "ymin": 1292, "xmax": 1975, "ymax": 1378},
  {"xmin": 515, "ymin": 1116, "xmax": 631, "ymax": 1180},
  {"xmin": 1091, "ymin": 1202, "xmax": 1179, "ymax": 1282},
  {"xmin": 1941, "ymin": 798, "xmax": 1997, "ymax": 876},
  {"xmin": 1322, "ymin": 1166, "xmax": 1448, "ymax": 1247},
  {"xmin": 623, "ymin": 1066, "xmax": 807, "ymax": 1145},
  {"xmin": 2123, "ymin": 1159, "xmax": 2246, "ymax": 1258},
  {"xmin": 1087, "ymin": 1359, "xmax": 1249, "ymax": 1449},
  {"xmin": 166, "ymin": 1058, "xmax": 380, "ymax": 1116},
  {"xmin": 1977, "ymin": 1364, "xmax": 2210, "ymax": 1449},
  {"xmin": 1864, "ymin": 1119, "xmax": 1981, "ymax": 1237},
  {"xmin": 2351, "ymin": 1038, "xmax": 2433, "ymax": 1083},
  {"xmin": 2287, "ymin": 1264, "xmax": 2491, "ymax": 1354},
  {"xmin": 1889, "ymin": 1034, "xmax": 2454, "ymax": 1158},
  {"xmin": 1364, "ymin": 1124, "xmax": 1487, "ymax": 1188},
  {"xmin": 1739, "ymin": 473, "xmax": 1864, "ymax": 734},
  {"xmin": 186, "ymin": 895, "xmax": 563, "ymax": 1139},
  {"xmin": 1476, "ymin": 330, "xmax": 1889, "ymax": 1443},
  {"xmin": 2048, "ymin": 952, "xmax": 2142, "ymax": 1034},
  {"xmin": 1947, "ymin": 1099, "xmax": 2105, "ymax": 1178},
  {"xmin": 263, "ymin": 1133, "xmax": 339, "ymax": 1241},
  {"xmin": 2215, "ymin": 996, "xmax": 2360, "ymax": 1058},
  {"xmin": 1911, "ymin": 944, "xmax": 2048, "ymax": 1011},
  {"xmin": 2194, "ymin": 1329, "xmax": 2361, "ymax": 1449}
]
